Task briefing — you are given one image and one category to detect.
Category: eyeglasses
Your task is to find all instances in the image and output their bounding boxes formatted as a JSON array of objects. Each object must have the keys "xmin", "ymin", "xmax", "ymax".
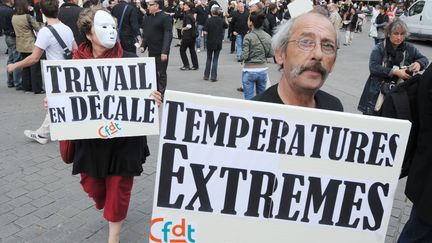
[{"xmin": 288, "ymin": 38, "xmax": 337, "ymax": 55}]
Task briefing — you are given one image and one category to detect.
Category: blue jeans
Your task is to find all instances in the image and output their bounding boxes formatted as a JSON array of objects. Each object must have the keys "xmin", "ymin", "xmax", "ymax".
[
  {"xmin": 204, "ymin": 49, "xmax": 220, "ymax": 80},
  {"xmin": 242, "ymin": 69, "xmax": 267, "ymax": 100},
  {"xmin": 235, "ymin": 34, "xmax": 243, "ymax": 61},
  {"xmin": 398, "ymin": 206, "xmax": 432, "ymax": 243},
  {"xmin": 196, "ymin": 25, "xmax": 207, "ymax": 50},
  {"xmin": 5, "ymin": 36, "xmax": 22, "ymax": 87}
]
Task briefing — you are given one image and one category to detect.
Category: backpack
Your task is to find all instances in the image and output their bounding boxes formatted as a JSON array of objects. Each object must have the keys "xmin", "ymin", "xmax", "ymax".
[{"xmin": 377, "ymin": 74, "xmax": 421, "ymax": 179}]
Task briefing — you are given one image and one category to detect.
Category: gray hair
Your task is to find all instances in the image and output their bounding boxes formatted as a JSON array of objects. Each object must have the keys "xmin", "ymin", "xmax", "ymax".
[
  {"xmin": 385, "ymin": 18, "xmax": 409, "ymax": 38},
  {"xmin": 271, "ymin": 12, "xmax": 339, "ymax": 55}
]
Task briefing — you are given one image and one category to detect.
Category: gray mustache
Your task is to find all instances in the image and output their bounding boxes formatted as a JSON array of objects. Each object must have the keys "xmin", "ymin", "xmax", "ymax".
[{"xmin": 291, "ymin": 62, "xmax": 328, "ymax": 79}]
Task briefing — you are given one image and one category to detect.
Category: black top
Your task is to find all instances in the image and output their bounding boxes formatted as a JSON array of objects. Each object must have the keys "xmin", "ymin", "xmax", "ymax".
[
  {"xmin": 0, "ymin": 3, "xmax": 15, "ymax": 37},
  {"xmin": 204, "ymin": 15, "xmax": 227, "ymax": 50},
  {"xmin": 111, "ymin": 1, "xmax": 140, "ymax": 38},
  {"xmin": 182, "ymin": 11, "xmax": 195, "ymax": 41},
  {"xmin": 195, "ymin": 5, "xmax": 208, "ymax": 26},
  {"xmin": 58, "ymin": 2, "xmax": 85, "ymax": 45},
  {"xmin": 253, "ymin": 83, "xmax": 344, "ymax": 112},
  {"xmin": 72, "ymin": 51, "xmax": 150, "ymax": 178},
  {"xmin": 405, "ymin": 64, "xmax": 432, "ymax": 225},
  {"xmin": 230, "ymin": 9, "xmax": 249, "ymax": 36},
  {"xmin": 142, "ymin": 10, "xmax": 173, "ymax": 55}
]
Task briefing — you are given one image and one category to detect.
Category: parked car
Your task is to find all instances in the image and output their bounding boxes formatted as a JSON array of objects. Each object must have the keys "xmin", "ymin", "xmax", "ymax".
[{"xmin": 402, "ymin": 0, "xmax": 432, "ymax": 41}]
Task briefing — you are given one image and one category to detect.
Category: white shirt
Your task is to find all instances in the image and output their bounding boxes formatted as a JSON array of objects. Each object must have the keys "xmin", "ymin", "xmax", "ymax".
[{"xmin": 35, "ymin": 22, "xmax": 74, "ymax": 60}]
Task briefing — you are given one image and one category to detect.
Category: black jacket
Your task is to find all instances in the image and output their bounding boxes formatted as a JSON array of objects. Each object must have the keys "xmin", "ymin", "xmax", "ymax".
[
  {"xmin": 111, "ymin": 1, "xmax": 140, "ymax": 38},
  {"xmin": 58, "ymin": 2, "xmax": 84, "ymax": 45},
  {"xmin": 405, "ymin": 64, "xmax": 432, "ymax": 226},
  {"xmin": 230, "ymin": 9, "xmax": 249, "ymax": 36},
  {"xmin": 0, "ymin": 3, "xmax": 15, "ymax": 37},
  {"xmin": 204, "ymin": 15, "xmax": 228, "ymax": 50},
  {"xmin": 142, "ymin": 10, "xmax": 173, "ymax": 55}
]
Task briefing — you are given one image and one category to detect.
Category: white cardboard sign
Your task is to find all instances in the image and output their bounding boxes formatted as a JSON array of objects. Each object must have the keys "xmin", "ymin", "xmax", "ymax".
[
  {"xmin": 150, "ymin": 90, "xmax": 411, "ymax": 243},
  {"xmin": 41, "ymin": 57, "xmax": 159, "ymax": 140}
]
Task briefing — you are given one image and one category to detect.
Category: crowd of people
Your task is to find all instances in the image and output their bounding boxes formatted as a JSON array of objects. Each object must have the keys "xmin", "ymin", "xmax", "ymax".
[{"xmin": 1, "ymin": 0, "xmax": 432, "ymax": 242}]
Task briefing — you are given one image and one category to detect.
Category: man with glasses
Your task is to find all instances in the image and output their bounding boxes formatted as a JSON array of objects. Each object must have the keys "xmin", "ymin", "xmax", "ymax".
[
  {"xmin": 140, "ymin": 0, "xmax": 173, "ymax": 94},
  {"xmin": 253, "ymin": 11, "xmax": 343, "ymax": 112}
]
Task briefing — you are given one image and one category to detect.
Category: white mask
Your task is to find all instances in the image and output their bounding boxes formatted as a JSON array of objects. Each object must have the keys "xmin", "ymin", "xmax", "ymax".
[{"xmin": 93, "ymin": 10, "xmax": 117, "ymax": 49}]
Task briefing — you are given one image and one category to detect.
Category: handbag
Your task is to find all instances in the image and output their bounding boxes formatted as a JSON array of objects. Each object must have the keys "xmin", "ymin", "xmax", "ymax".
[{"xmin": 59, "ymin": 140, "xmax": 75, "ymax": 164}]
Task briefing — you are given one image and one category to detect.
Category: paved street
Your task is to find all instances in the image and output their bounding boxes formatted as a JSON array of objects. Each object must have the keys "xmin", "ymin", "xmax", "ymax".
[{"xmin": 0, "ymin": 19, "xmax": 431, "ymax": 242}]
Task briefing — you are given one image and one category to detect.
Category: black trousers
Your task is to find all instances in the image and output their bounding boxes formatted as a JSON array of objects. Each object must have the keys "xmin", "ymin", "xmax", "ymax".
[
  {"xmin": 149, "ymin": 53, "xmax": 169, "ymax": 94},
  {"xmin": 180, "ymin": 38, "xmax": 198, "ymax": 68},
  {"xmin": 21, "ymin": 52, "xmax": 43, "ymax": 93}
]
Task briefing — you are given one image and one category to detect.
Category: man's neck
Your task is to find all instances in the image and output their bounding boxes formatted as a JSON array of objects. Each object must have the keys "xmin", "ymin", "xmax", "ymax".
[
  {"xmin": 277, "ymin": 76, "xmax": 317, "ymax": 108},
  {"xmin": 153, "ymin": 9, "xmax": 161, "ymax": 15},
  {"xmin": 46, "ymin": 17, "xmax": 60, "ymax": 25}
]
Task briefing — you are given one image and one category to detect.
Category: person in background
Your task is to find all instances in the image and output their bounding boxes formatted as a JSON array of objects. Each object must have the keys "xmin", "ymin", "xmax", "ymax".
[
  {"xmin": 8, "ymin": 0, "xmax": 77, "ymax": 145},
  {"xmin": 12, "ymin": 0, "xmax": 43, "ymax": 94},
  {"xmin": 0, "ymin": 0, "xmax": 22, "ymax": 90},
  {"xmin": 240, "ymin": 11, "xmax": 273, "ymax": 99},
  {"xmin": 194, "ymin": 0, "xmax": 208, "ymax": 53},
  {"xmin": 58, "ymin": 0, "xmax": 85, "ymax": 45},
  {"xmin": 140, "ymin": 0, "xmax": 173, "ymax": 94},
  {"xmin": 358, "ymin": 19, "xmax": 428, "ymax": 115},
  {"xmin": 343, "ymin": 7, "xmax": 357, "ymax": 46},
  {"xmin": 265, "ymin": 3, "xmax": 278, "ymax": 36},
  {"xmin": 230, "ymin": 1, "xmax": 249, "ymax": 62},
  {"xmin": 227, "ymin": 0, "xmax": 237, "ymax": 54},
  {"xmin": 253, "ymin": 11, "xmax": 343, "ymax": 111},
  {"xmin": 111, "ymin": 0, "xmax": 142, "ymax": 52},
  {"xmin": 374, "ymin": 4, "xmax": 388, "ymax": 45},
  {"xmin": 203, "ymin": 5, "xmax": 228, "ymax": 81},
  {"xmin": 72, "ymin": 7, "xmax": 161, "ymax": 243},
  {"xmin": 173, "ymin": 1, "xmax": 184, "ymax": 46},
  {"xmin": 328, "ymin": 3, "xmax": 341, "ymax": 47},
  {"xmin": 179, "ymin": 1, "xmax": 199, "ymax": 70}
]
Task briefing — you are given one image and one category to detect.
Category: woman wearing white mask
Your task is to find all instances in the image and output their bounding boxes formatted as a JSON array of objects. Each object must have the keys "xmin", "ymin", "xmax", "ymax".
[{"xmin": 72, "ymin": 8, "xmax": 161, "ymax": 243}]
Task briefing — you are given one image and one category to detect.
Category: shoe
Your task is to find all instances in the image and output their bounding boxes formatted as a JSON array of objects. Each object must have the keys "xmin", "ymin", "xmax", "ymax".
[
  {"xmin": 230, "ymin": 51, "xmax": 234, "ymax": 54},
  {"xmin": 343, "ymin": 43, "xmax": 348, "ymax": 46},
  {"xmin": 197, "ymin": 48, "xmax": 201, "ymax": 53},
  {"xmin": 237, "ymin": 87, "xmax": 244, "ymax": 92},
  {"xmin": 180, "ymin": 66, "xmax": 190, "ymax": 71},
  {"xmin": 175, "ymin": 44, "xmax": 181, "ymax": 47},
  {"xmin": 35, "ymin": 90, "xmax": 45, "ymax": 94},
  {"xmin": 191, "ymin": 67, "xmax": 199, "ymax": 70},
  {"xmin": 7, "ymin": 84, "xmax": 14, "ymax": 88},
  {"xmin": 15, "ymin": 86, "xmax": 23, "ymax": 91},
  {"xmin": 24, "ymin": 130, "xmax": 49, "ymax": 145},
  {"xmin": 203, "ymin": 76, "xmax": 209, "ymax": 80},
  {"xmin": 211, "ymin": 79, "xmax": 218, "ymax": 82},
  {"xmin": 237, "ymin": 59, "xmax": 242, "ymax": 62}
]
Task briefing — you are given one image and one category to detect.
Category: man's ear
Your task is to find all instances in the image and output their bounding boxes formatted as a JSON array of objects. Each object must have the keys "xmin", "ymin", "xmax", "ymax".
[{"xmin": 274, "ymin": 48, "xmax": 284, "ymax": 65}]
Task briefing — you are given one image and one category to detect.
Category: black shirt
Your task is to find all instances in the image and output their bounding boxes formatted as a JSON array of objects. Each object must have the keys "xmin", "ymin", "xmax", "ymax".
[
  {"xmin": 0, "ymin": 3, "xmax": 15, "ymax": 37},
  {"xmin": 111, "ymin": 1, "xmax": 140, "ymax": 38},
  {"xmin": 195, "ymin": 5, "xmax": 208, "ymax": 26},
  {"xmin": 182, "ymin": 11, "xmax": 195, "ymax": 41},
  {"xmin": 253, "ymin": 83, "xmax": 344, "ymax": 112},
  {"xmin": 230, "ymin": 9, "xmax": 249, "ymax": 36},
  {"xmin": 142, "ymin": 10, "xmax": 173, "ymax": 55},
  {"xmin": 204, "ymin": 15, "xmax": 227, "ymax": 50},
  {"xmin": 58, "ymin": 2, "xmax": 85, "ymax": 45}
]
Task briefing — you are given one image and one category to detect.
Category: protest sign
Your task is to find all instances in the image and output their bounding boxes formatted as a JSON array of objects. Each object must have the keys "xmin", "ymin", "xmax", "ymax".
[
  {"xmin": 150, "ymin": 90, "xmax": 411, "ymax": 243},
  {"xmin": 41, "ymin": 57, "xmax": 159, "ymax": 140}
]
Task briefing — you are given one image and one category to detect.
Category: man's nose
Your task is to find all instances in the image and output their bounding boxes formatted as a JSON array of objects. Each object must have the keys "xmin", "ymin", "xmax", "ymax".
[{"xmin": 311, "ymin": 44, "xmax": 324, "ymax": 61}]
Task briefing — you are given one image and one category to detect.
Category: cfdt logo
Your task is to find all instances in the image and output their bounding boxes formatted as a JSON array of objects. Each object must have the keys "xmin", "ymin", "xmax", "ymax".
[
  {"xmin": 98, "ymin": 121, "xmax": 122, "ymax": 138},
  {"xmin": 150, "ymin": 218, "xmax": 196, "ymax": 243}
]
